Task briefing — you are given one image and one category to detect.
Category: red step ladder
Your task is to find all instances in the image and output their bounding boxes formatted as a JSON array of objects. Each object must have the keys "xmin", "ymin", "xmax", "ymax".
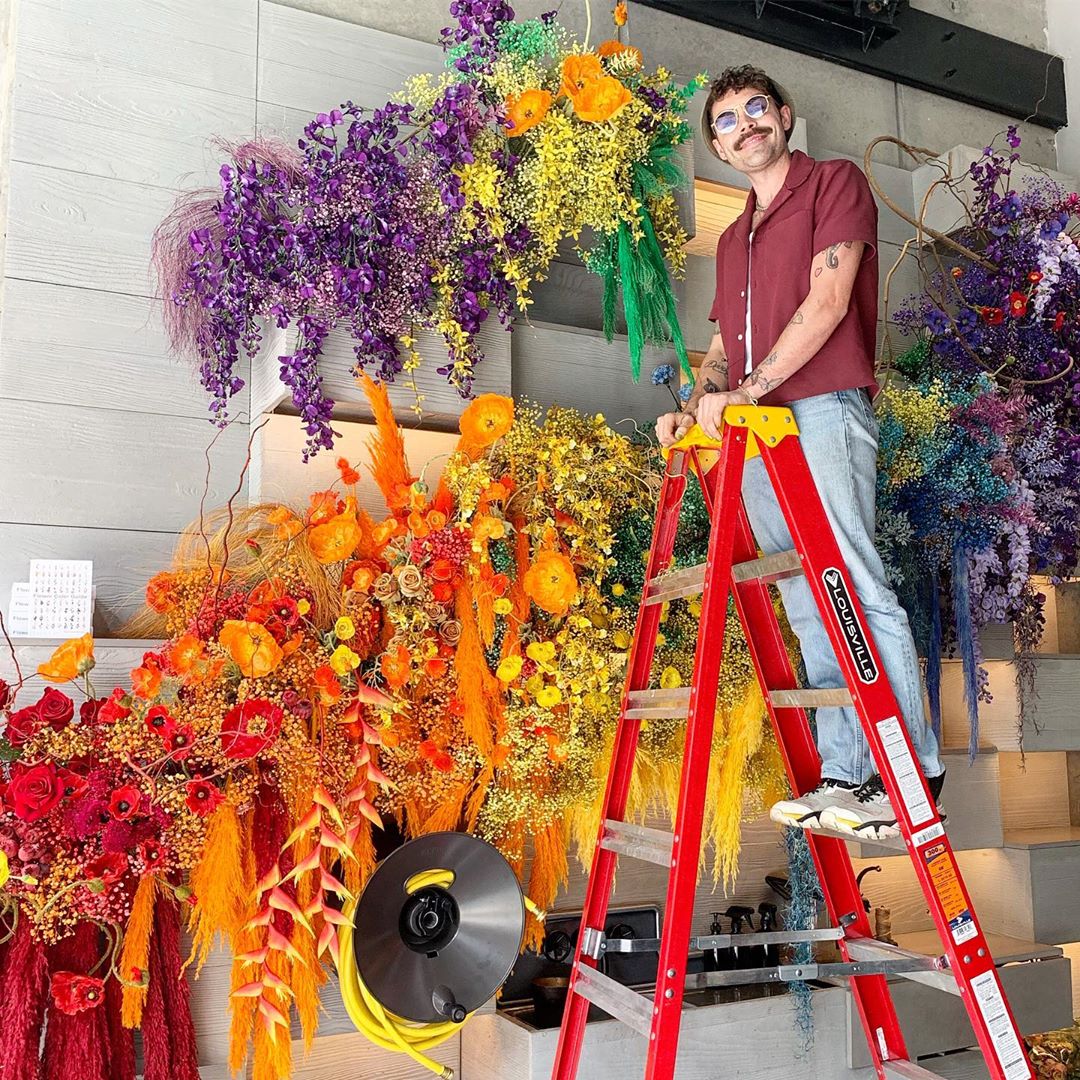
[{"xmin": 550, "ymin": 406, "xmax": 1034, "ymax": 1080}]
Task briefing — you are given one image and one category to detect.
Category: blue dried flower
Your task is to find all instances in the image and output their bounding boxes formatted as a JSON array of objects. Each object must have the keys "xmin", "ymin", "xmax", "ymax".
[
  {"xmin": 678, "ymin": 383, "xmax": 693, "ymax": 402},
  {"xmin": 651, "ymin": 363, "xmax": 675, "ymax": 386}
]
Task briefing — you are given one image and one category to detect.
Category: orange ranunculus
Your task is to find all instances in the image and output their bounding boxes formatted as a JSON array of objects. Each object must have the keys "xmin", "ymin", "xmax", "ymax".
[
  {"xmin": 168, "ymin": 633, "xmax": 205, "ymax": 677},
  {"xmin": 130, "ymin": 656, "xmax": 163, "ymax": 700},
  {"xmin": 505, "ymin": 88, "xmax": 552, "ymax": 136},
  {"xmin": 560, "ymin": 53, "xmax": 603, "ymax": 98},
  {"xmin": 426, "ymin": 510, "xmax": 447, "ymax": 531},
  {"xmin": 218, "ymin": 620, "xmax": 284, "ymax": 678},
  {"xmin": 344, "ymin": 559, "xmax": 380, "ymax": 593},
  {"xmin": 380, "ymin": 644, "xmax": 412, "ymax": 689},
  {"xmin": 37, "ymin": 633, "xmax": 95, "ymax": 683},
  {"xmin": 145, "ymin": 572, "xmax": 178, "ymax": 614},
  {"xmin": 313, "ymin": 664, "xmax": 342, "ymax": 704},
  {"xmin": 596, "ymin": 38, "xmax": 642, "ymax": 66},
  {"xmin": 337, "ymin": 457, "xmax": 361, "ymax": 486},
  {"xmin": 459, "ymin": 394, "xmax": 515, "ymax": 448},
  {"xmin": 571, "ymin": 73, "xmax": 632, "ymax": 123},
  {"xmin": 308, "ymin": 510, "xmax": 361, "ymax": 565},
  {"xmin": 523, "ymin": 551, "xmax": 579, "ymax": 616}
]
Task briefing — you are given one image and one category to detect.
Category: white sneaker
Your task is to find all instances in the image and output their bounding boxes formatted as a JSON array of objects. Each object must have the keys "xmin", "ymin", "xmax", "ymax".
[
  {"xmin": 821, "ymin": 772, "xmax": 947, "ymax": 841},
  {"xmin": 769, "ymin": 779, "xmax": 860, "ymax": 830}
]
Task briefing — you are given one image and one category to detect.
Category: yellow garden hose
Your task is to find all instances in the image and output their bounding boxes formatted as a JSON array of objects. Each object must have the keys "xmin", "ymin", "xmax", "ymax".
[{"xmin": 336, "ymin": 867, "xmax": 543, "ymax": 1079}]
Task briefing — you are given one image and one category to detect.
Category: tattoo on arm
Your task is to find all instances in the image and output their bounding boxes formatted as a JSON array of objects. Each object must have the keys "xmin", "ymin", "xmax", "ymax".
[
  {"xmin": 702, "ymin": 377, "xmax": 724, "ymax": 394},
  {"xmin": 787, "ymin": 311, "xmax": 804, "ymax": 326},
  {"xmin": 824, "ymin": 241, "xmax": 854, "ymax": 270},
  {"xmin": 744, "ymin": 350, "xmax": 786, "ymax": 395}
]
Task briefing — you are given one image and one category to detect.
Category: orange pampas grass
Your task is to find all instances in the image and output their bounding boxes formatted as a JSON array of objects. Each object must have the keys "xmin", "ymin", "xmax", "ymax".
[
  {"xmin": 120, "ymin": 874, "xmax": 156, "ymax": 1028},
  {"xmin": 359, "ymin": 374, "xmax": 415, "ymax": 510},
  {"xmin": 186, "ymin": 802, "xmax": 248, "ymax": 975},
  {"xmin": 524, "ymin": 820, "xmax": 567, "ymax": 952},
  {"xmin": 452, "ymin": 581, "xmax": 498, "ymax": 758}
]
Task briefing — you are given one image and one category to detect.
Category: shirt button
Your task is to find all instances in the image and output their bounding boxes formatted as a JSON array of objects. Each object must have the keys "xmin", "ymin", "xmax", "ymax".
[
  {"xmin": 737, "ymin": 333, "xmax": 743, "ymax": 341},
  {"xmin": 740, "ymin": 290, "xmax": 746, "ymax": 298}
]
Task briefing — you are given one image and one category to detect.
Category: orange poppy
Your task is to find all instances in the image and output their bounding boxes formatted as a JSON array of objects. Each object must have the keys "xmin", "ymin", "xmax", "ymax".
[
  {"xmin": 505, "ymin": 88, "xmax": 552, "ymax": 136},
  {"xmin": 308, "ymin": 510, "xmax": 361, "ymax": 565},
  {"xmin": 407, "ymin": 510, "xmax": 430, "ymax": 538},
  {"xmin": 571, "ymin": 74, "xmax": 632, "ymax": 123},
  {"xmin": 37, "ymin": 633, "xmax": 95, "ymax": 683},
  {"xmin": 344, "ymin": 559, "xmax": 380, "ymax": 593},
  {"xmin": 130, "ymin": 656, "xmax": 163, "ymax": 700},
  {"xmin": 523, "ymin": 551, "xmax": 579, "ymax": 616},
  {"xmin": 267, "ymin": 505, "xmax": 303, "ymax": 540},
  {"xmin": 307, "ymin": 490, "xmax": 344, "ymax": 527},
  {"xmin": 218, "ymin": 620, "xmax": 284, "ymax": 678},
  {"xmin": 145, "ymin": 572, "xmax": 178, "ymax": 614},
  {"xmin": 473, "ymin": 514, "xmax": 506, "ymax": 542},
  {"xmin": 372, "ymin": 518, "xmax": 403, "ymax": 547},
  {"xmin": 560, "ymin": 53, "xmax": 603, "ymax": 98},
  {"xmin": 426, "ymin": 510, "xmax": 447, "ymax": 531},
  {"xmin": 596, "ymin": 38, "xmax": 642, "ymax": 66},
  {"xmin": 380, "ymin": 644, "xmax": 412, "ymax": 689},
  {"xmin": 337, "ymin": 457, "xmax": 361, "ymax": 486},
  {"xmin": 168, "ymin": 633, "xmax": 205, "ymax": 677},
  {"xmin": 459, "ymin": 394, "xmax": 515, "ymax": 448},
  {"xmin": 313, "ymin": 664, "xmax": 342, "ymax": 704}
]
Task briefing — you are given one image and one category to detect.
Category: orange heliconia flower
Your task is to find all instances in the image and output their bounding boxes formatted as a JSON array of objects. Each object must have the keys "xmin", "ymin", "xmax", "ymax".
[
  {"xmin": 308, "ymin": 510, "xmax": 361, "ymax": 565},
  {"xmin": 336, "ymin": 457, "xmax": 361, "ymax": 486},
  {"xmin": 596, "ymin": 38, "xmax": 642, "ymax": 66},
  {"xmin": 218, "ymin": 620, "xmax": 284, "ymax": 678},
  {"xmin": 313, "ymin": 664, "xmax": 343, "ymax": 704},
  {"xmin": 560, "ymin": 53, "xmax": 603, "ymax": 98},
  {"xmin": 523, "ymin": 551, "xmax": 579, "ymax": 616},
  {"xmin": 572, "ymin": 74, "xmax": 632, "ymax": 123},
  {"xmin": 459, "ymin": 394, "xmax": 515, "ymax": 448},
  {"xmin": 145, "ymin": 572, "xmax": 178, "ymax": 614},
  {"xmin": 37, "ymin": 633, "xmax": 95, "ymax": 683},
  {"xmin": 380, "ymin": 644, "xmax": 412, "ymax": 689},
  {"xmin": 505, "ymin": 88, "xmax": 552, "ymax": 136}
]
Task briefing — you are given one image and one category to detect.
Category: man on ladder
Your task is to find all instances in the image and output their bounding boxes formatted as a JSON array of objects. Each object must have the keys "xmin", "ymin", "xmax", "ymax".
[{"xmin": 658, "ymin": 65, "xmax": 945, "ymax": 840}]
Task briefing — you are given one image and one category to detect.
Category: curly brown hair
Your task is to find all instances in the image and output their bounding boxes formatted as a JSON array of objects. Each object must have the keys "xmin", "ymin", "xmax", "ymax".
[{"xmin": 700, "ymin": 65, "xmax": 794, "ymax": 158}]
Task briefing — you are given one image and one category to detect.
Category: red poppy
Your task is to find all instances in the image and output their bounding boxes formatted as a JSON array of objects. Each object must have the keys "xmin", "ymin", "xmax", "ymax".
[
  {"xmin": 185, "ymin": 778, "xmax": 223, "ymax": 816},
  {"xmin": 1008, "ymin": 291, "xmax": 1029, "ymax": 318},
  {"xmin": 1054, "ymin": 311, "xmax": 1066, "ymax": 332},
  {"xmin": 51, "ymin": 972, "xmax": 106, "ymax": 1015},
  {"xmin": 981, "ymin": 306, "xmax": 1005, "ymax": 326},
  {"xmin": 1028, "ymin": 270, "xmax": 1043, "ymax": 283},
  {"xmin": 164, "ymin": 724, "xmax": 195, "ymax": 761},
  {"xmin": 220, "ymin": 699, "xmax": 283, "ymax": 760},
  {"xmin": 144, "ymin": 704, "xmax": 175, "ymax": 737},
  {"xmin": 58, "ymin": 769, "xmax": 88, "ymax": 801},
  {"xmin": 84, "ymin": 851, "xmax": 128, "ymax": 887},
  {"xmin": 136, "ymin": 839, "xmax": 167, "ymax": 874},
  {"xmin": 108, "ymin": 785, "xmax": 142, "ymax": 820},
  {"xmin": 97, "ymin": 688, "xmax": 132, "ymax": 725}
]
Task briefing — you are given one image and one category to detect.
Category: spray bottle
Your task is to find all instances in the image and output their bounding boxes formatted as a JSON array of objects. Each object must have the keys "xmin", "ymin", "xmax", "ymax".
[{"xmin": 703, "ymin": 911, "xmax": 735, "ymax": 971}]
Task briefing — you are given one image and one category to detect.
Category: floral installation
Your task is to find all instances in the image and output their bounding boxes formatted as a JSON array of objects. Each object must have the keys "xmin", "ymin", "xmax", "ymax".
[
  {"xmin": 153, "ymin": 0, "xmax": 702, "ymax": 459},
  {"xmin": 0, "ymin": 386, "xmax": 788, "ymax": 1079},
  {"xmin": 881, "ymin": 127, "xmax": 1080, "ymax": 755}
]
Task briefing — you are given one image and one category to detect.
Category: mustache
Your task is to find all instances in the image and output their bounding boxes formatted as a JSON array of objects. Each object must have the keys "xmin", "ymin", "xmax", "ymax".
[{"xmin": 737, "ymin": 127, "xmax": 771, "ymax": 149}]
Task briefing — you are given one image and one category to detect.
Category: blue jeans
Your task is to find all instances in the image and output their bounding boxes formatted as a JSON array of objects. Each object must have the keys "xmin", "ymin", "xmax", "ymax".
[{"xmin": 740, "ymin": 388, "xmax": 943, "ymax": 785}]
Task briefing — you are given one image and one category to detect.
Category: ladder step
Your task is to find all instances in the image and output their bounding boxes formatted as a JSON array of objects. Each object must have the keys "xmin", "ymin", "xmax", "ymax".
[
  {"xmin": 685, "ymin": 954, "xmax": 943, "ymax": 988},
  {"xmin": 644, "ymin": 563, "xmax": 705, "ymax": 604},
  {"xmin": 845, "ymin": 938, "xmax": 957, "ymax": 995},
  {"xmin": 881, "ymin": 1061, "xmax": 948, "ymax": 1080},
  {"xmin": 624, "ymin": 687, "xmax": 691, "ymax": 719},
  {"xmin": 731, "ymin": 549, "xmax": 804, "ymax": 584},
  {"xmin": 770, "ymin": 688, "xmax": 854, "ymax": 708},
  {"xmin": 599, "ymin": 819, "xmax": 674, "ymax": 867},
  {"xmin": 572, "ymin": 965, "xmax": 654, "ymax": 1037}
]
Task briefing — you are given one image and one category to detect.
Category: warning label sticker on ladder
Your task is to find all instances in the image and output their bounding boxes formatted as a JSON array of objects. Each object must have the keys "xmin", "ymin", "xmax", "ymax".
[
  {"xmin": 970, "ymin": 970, "xmax": 1031, "ymax": 1080},
  {"xmin": 922, "ymin": 841, "xmax": 977, "ymax": 945},
  {"xmin": 875, "ymin": 717, "xmax": 933, "ymax": 827}
]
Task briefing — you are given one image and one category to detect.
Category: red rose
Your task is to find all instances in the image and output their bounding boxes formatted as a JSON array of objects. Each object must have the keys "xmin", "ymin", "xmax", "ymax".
[
  {"xmin": 50, "ymin": 972, "xmax": 106, "ymax": 1015},
  {"xmin": 108, "ymin": 784, "xmax": 142, "ymax": 820},
  {"xmin": 58, "ymin": 769, "xmax": 88, "ymax": 800},
  {"xmin": 0, "ymin": 678, "xmax": 11, "ymax": 712},
  {"xmin": 79, "ymin": 698, "xmax": 105, "ymax": 725},
  {"xmin": 184, "ymin": 779, "xmax": 223, "ymax": 817},
  {"xmin": 36, "ymin": 688, "xmax": 74, "ymax": 732},
  {"xmin": 7, "ymin": 761, "xmax": 62, "ymax": 822},
  {"xmin": 5, "ymin": 705, "xmax": 43, "ymax": 746},
  {"xmin": 164, "ymin": 724, "xmax": 194, "ymax": 760},
  {"xmin": 144, "ymin": 705, "xmax": 175, "ymax": 737},
  {"xmin": 220, "ymin": 699, "xmax": 283, "ymax": 760},
  {"xmin": 84, "ymin": 850, "xmax": 128, "ymax": 887},
  {"xmin": 97, "ymin": 688, "xmax": 132, "ymax": 725}
]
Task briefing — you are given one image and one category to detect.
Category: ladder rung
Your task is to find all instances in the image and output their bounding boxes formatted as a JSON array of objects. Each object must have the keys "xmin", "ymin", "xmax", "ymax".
[
  {"xmin": 600, "ymin": 927, "xmax": 843, "ymax": 954},
  {"xmin": 685, "ymin": 955, "xmax": 942, "ymax": 988},
  {"xmin": 645, "ymin": 563, "xmax": 705, "ymax": 604},
  {"xmin": 731, "ymin": 549, "xmax": 804, "ymax": 584},
  {"xmin": 572, "ymin": 965, "xmax": 654, "ymax": 1037},
  {"xmin": 770, "ymin": 688, "xmax": 853, "ymax": 709},
  {"xmin": 599, "ymin": 819, "xmax": 674, "ymax": 868},
  {"xmin": 624, "ymin": 687, "xmax": 691, "ymax": 719},
  {"xmin": 881, "ymin": 1061, "xmax": 948, "ymax": 1080},
  {"xmin": 845, "ymin": 938, "xmax": 957, "ymax": 995},
  {"xmin": 808, "ymin": 823, "xmax": 906, "ymax": 851}
]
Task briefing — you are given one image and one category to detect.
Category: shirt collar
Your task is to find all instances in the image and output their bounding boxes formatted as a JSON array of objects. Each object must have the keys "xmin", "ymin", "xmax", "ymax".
[{"xmin": 734, "ymin": 149, "xmax": 814, "ymax": 245}]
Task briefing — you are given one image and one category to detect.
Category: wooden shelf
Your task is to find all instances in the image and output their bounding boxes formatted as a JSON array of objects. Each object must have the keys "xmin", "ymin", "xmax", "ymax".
[{"xmin": 1003, "ymin": 826, "xmax": 1080, "ymax": 849}]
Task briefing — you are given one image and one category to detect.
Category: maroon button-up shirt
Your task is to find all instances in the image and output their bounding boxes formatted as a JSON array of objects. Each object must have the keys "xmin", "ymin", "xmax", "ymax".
[{"xmin": 707, "ymin": 149, "xmax": 880, "ymax": 405}]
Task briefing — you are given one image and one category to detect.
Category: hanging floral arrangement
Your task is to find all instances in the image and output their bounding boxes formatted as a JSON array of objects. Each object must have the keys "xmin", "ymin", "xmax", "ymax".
[{"xmin": 153, "ymin": 0, "xmax": 702, "ymax": 459}]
